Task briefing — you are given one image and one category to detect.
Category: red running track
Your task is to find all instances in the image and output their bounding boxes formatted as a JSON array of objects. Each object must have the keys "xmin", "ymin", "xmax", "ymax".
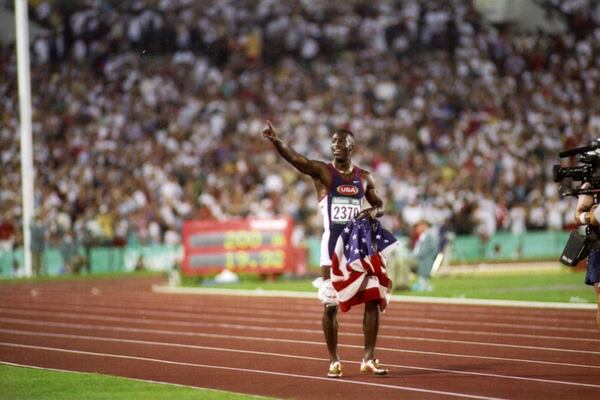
[{"xmin": 0, "ymin": 277, "xmax": 599, "ymax": 399}]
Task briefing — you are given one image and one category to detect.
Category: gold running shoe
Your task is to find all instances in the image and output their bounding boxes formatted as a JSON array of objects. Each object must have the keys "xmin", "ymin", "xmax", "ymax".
[
  {"xmin": 360, "ymin": 359, "xmax": 389, "ymax": 375},
  {"xmin": 327, "ymin": 361, "xmax": 343, "ymax": 378}
]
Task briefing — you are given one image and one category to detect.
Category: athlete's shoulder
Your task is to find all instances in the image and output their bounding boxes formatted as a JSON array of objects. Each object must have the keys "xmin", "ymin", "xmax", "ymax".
[
  {"xmin": 356, "ymin": 167, "xmax": 378, "ymax": 190},
  {"xmin": 357, "ymin": 166, "xmax": 373, "ymax": 178}
]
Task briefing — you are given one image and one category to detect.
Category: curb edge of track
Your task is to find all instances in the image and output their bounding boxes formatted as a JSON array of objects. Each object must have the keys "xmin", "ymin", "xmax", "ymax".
[{"xmin": 151, "ymin": 285, "xmax": 597, "ymax": 310}]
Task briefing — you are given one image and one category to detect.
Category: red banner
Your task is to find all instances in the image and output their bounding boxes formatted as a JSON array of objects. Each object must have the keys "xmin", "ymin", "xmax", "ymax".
[{"xmin": 182, "ymin": 218, "xmax": 295, "ymax": 276}]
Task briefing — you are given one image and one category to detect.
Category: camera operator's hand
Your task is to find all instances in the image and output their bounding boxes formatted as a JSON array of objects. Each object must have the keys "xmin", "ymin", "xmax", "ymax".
[
  {"xmin": 591, "ymin": 204, "xmax": 600, "ymax": 226},
  {"xmin": 576, "ymin": 182, "xmax": 596, "ymax": 225}
]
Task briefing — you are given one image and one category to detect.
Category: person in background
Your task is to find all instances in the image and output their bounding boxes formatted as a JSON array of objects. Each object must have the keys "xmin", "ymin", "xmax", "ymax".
[
  {"xmin": 30, "ymin": 212, "xmax": 47, "ymax": 277},
  {"xmin": 0, "ymin": 213, "xmax": 16, "ymax": 268},
  {"xmin": 574, "ymin": 182, "xmax": 600, "ymax": 332},
  {"xmin": 59, "ymin": 231, "xmax": 80, "ymax": 274},
  {"xmin": 411, "ymin": 219, "xmax": 438, "ymax": 292}
]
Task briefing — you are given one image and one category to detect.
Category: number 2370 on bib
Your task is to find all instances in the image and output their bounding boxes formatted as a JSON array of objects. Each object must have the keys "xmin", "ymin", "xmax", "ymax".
[{"xmin": 331, "ymin": 197, "xmax": 361, "ymax": 224}]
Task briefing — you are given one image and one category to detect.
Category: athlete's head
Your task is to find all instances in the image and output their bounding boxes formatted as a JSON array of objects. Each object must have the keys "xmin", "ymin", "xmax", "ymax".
[{"xmin": 331, "ymin": 128, "xmax": 355, "ymax": 161}]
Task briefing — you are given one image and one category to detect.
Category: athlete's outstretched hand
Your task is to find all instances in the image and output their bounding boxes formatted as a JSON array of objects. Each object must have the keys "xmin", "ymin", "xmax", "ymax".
[{"xmin": 262, "ymin": 120, "xmax": 281, "ymax": 143}]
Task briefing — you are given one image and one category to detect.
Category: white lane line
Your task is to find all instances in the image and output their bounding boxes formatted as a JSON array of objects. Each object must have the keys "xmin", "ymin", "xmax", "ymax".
[
  {"xmin": 4, "ymin": 299, "xmax": 597, "ymax": 333},
  {"xmin": 385, "ymin": 325, "xmax": 600, "ymax": 343},
  {"xmin": 10, "ymin": 300, "xmax": 600, "ymax": 343},
  {"xmin": 1, "ymin": 316, "xmax": 599, "ymax": 370},
  {"xmin": 2, "ymin": 327, "xmax": 600, "ymax": 390},
  {"xmin": 0, "ymin": 361, "xmax": 272, "ymax": 399},
  {"xmin": 386, "ymin": 317, "xmax": 596, "ymax": 333},
  {"xmin": 27, "ymin": 290, "xmax": 600, "ymax": 318},
  {"xmin": 212, "ymin": 321, "xmax": 600, "ymax": 356},
  {"xmin": 5, "ymin": 296, "xmax": 594, "ymax": 327},
  {"xmin": 0, "ymin": 342, "xmax": 506, "ymax": 400},
  {"xmin": 152, "ymin": 285, "xmax": 597, "ymax": 310},
  {"xmin": 1, "ymin": 304, "xmax": 597, "ymax": 335},
  {"xmin": 387, "ymin": 336, "xmax": 600, "ymax": 355},
  {"xmin": 2, "ymin": 284, "xmax": 595, "ymax": 315},
  {"xmin": 226, "ymin": 319, "xmax": 600, "ymax": 344},
  {"xmin": 0, "ymin": 308, "xmax": 598, "ymax": 356}
]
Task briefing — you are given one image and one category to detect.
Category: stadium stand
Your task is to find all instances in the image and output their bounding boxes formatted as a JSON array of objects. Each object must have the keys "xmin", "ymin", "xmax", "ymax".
[{"xmin": 1, "ymin": 0, "xmax": 599, "ymax": 273}]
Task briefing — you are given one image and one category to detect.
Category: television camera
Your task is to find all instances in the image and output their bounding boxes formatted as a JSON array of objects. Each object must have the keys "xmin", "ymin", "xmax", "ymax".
[
  {"xmin": 554, "ymin": 139, "xmax": 600, "ymax": 266},
  {"xmin": 553, "ymin": 139, "xmax": 600, "ymax": 197}
]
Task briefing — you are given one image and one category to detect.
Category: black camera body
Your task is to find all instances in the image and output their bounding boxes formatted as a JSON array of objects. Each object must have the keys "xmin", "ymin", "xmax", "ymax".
[
  {"xmin": 555, "ymin": 140, "xmax": 600, "ymax": 266},
  {"xmin": 554, "ymin": 139, "xmax": 600, "ymax": 196}
]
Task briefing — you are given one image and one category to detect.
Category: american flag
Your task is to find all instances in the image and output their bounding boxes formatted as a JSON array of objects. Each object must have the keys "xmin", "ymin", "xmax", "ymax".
[{"xmin": 331, "ymin": 218, "xmax": 398, "ymax": 312}]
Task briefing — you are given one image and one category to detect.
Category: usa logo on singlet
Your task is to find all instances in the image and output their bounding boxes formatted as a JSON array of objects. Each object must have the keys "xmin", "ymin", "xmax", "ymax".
[{"xmin": 337, "ymin": 185, "xmax": 359, "ymax": 195}]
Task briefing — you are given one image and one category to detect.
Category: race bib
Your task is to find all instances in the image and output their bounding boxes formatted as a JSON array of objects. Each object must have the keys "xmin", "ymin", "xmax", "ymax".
[{"xmin": 331, "ymin": 197, "xmax": 361, "ymax": 224}]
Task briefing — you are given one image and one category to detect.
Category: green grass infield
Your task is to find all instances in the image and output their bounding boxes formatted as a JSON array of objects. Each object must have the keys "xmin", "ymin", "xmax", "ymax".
[{"xmin": 0, "ymin": 364, "xmax": 272, "ymax": 400}]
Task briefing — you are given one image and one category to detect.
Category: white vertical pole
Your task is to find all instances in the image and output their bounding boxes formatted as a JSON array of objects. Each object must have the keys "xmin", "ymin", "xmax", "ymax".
[{"xmin": 15, "ymin": 0, "xmax": 35, "ymax": 277}]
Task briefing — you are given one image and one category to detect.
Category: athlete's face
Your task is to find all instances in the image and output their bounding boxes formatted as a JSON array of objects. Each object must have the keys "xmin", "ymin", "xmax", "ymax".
[{"xmin": 331, "ymin": 132, "xmax": 354, "ymax": 160}]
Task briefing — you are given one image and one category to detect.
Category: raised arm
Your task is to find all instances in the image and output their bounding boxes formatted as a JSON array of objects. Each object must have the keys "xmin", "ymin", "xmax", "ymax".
[
  {"xmin": 262, "ymin": 120, "xmax": 328, "ymax": 179},
  {"xmin": 357, "ymin": 170, "xmax": 384, "ymax": 220}
]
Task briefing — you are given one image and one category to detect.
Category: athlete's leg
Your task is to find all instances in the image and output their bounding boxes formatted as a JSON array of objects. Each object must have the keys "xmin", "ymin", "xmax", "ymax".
[
  {"xmin": 321, "ymin": 265, "xmax": 339, "ymax": 362},
  {"xmin": 323, "ymin": 304, "xmax": 339, "ymax": 361},
  {"xmin": 363, "ymin": 300, "xmax": 379, "ymax": 361},
  {"xmin": 360, "ymin": 300, "xmax": 388, "ymax": 375}
]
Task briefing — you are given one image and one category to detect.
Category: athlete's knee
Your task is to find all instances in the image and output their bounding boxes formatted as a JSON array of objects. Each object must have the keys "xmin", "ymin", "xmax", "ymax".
[
  {"xmin": 365, "ymin": 300, "xmax": 379, "ymax": 312},
  {"xmin": 324, "ymin": 304, "xmax": 338, "ymax": 318}
]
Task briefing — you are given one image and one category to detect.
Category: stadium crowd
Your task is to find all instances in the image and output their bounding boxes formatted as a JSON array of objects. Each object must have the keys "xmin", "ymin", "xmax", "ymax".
[{"xmin": 1, "ymin": 0, "xmax": 599, "ymax": 250}]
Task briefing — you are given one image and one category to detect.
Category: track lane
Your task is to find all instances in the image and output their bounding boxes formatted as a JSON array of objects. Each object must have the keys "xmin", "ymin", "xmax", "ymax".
[
  {"xmin": 2, "ymin": 310, "xmax": 600, "ymax": 391},
  {"xmin": 3, "ymin": 329, "xmax": 600, "ymax": 400},
  {"xmin": 0, "ymin": 342, "xmax": 506, "ymax": 400},
  {"xmin": 2, "ymin": 325, "xmax": 600, "ymax": 387},
  {"xmin": 1, "ymin": 278, "xmax": 599, "ymax": 399},
  {"xmin": 1, "ymin": 304, "xmax": 599, "ymax": 353}
]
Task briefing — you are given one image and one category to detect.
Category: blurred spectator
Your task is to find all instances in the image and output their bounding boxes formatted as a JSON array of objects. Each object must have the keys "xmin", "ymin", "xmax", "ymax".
[
  {"xmin": 30, "ymin": 213, "xmax": 47, "ymax": 276},
  {"xmin": 0, "ymin": 213, "xmax": 16, "ymax": 254},
  {"xmin": 0, "ymin": 0, "xmax": 595, "ymax": 248},
  {"xmin": 411, "ymin": 219, "xmax": 439, "ymax": 292},
  {"xmin": 0, "ymin": 212, "xmax": 17, "ymax": 275},
  {"xmin": 59, "ymin": 231, "xmax": 80, "ymax": 274}
]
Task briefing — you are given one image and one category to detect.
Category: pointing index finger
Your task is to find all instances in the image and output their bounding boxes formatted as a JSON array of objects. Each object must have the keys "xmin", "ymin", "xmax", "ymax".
[{"xmin": 267, "ymin": 120, "xmax": 274, "ymax": 131}]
